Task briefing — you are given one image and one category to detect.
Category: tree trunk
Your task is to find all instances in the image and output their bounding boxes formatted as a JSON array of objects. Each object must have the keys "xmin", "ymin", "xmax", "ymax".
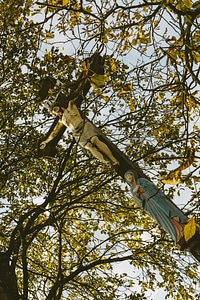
[{"xmin": 0, "ymin": 252, "xmax": 19, "ymax": 300}]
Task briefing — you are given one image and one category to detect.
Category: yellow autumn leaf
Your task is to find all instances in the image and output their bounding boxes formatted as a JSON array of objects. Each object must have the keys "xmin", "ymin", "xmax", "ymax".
[
  {"xmin": 168, "ymin": 51, "xmax": 177, "ymax": 60},
  {"xmin": 184, "ymin": 0, "xmax": 193, "ymax": 8},
  {"xmin": 184, "ymin": 218, "xmax": 196, "ymax": 242},
  {"xmin": 118, "ymin": 90, "xmax": 127, "ymax": 96},
  {"xmin": 129, "ymin": 98, "xmax": 135, "ymax": 111},
  {"xmin": 134, "ymin": 12, "xmax": 141, "ymax": 20},
  {"xmin": 193, "ymin": 176, "xmax": 200, "ymax": 182},
  {"xmin": 193, "ymin": 0, "xmax": 200, "ymax": 8},
  {"xmin": 186, "ymin": 96, "xmax": 198, "ymax": 110},
  {"xmin": 89, "ymin": 74, "xmax": 108, "ymax": 88},
  {"xmin": 102, "ymin": 96, "xmax": 109, "ymax": 102},
  {"xmin": 81, "ymin": 61, "xmax": 89, "ymax": 75},
  {"xmin": 110, "ymin": 59, "xmax": 117, "ymax": 72},
  {"xmin": 140, "ymin": 37, "xmax": 151, "ymax": 44},
  {"xmin": 62, "ymin": 0, "xmax": 69, "ymax": 5},
  {"xmin": 193, "ymin": 52, "xmax": 200, "ymax": 63},
  {"xmin": 46, "ymin": 31, "xmax": 55, "ymax": 39},
  {"xmin": 123, "ymin": 41, "xmax": 130, "ymax": 50},
  {"xmin": 103, "ymin": 36, "xmax": 108, "ymax": 43},
  {"xmin": 132, "ymin": 39, "xmax": 138, "ymax": 46}
]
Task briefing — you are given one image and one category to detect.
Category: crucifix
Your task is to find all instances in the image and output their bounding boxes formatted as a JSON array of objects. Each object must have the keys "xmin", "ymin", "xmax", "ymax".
[{"xmin": 37, "ymin": 53, "xmax": 200, "ymax": 263}]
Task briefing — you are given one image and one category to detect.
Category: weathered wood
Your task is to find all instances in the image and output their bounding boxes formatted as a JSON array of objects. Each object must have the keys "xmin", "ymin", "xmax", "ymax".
[
  {"xmin": 38, "ymin": 77, "xmax": 58, "ymax": 101},
  {"xmin": 38, "ymin": 116, "xmax": 66, "ymax": 158},
  {"xmin": 182, "ymin": 230, "xmax": 200, "ymax": 263},
  {"xmin": 97, "ymin": 132, "xmax": 149, "ymax": 180}
]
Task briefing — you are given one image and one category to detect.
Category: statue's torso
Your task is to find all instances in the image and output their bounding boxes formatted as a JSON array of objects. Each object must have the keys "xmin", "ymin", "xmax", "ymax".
[{"xmin": 62, "ymin": 104, "xmax": 83, "ymax": 131}]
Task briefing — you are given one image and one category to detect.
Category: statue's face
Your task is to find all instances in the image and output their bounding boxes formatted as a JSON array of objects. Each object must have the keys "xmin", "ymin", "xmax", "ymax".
[
  {"xmin": 52, "ymin": 106, "xmax": 65, "ymax": 119},
  {"xmin": 125, "ymin": 173, "xmax": 134, "ymax": 183}
]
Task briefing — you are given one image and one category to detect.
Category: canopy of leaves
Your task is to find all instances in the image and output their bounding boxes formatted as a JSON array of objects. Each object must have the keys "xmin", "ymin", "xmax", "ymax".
[{"xmin": 0, "ymin": 0, "xmax": 200, "ymax": 299}]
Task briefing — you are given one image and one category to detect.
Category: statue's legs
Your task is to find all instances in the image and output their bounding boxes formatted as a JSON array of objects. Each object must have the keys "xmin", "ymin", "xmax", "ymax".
[
  {"xmin": 90, "ymin": 136, "xmax": 119, "ymax": 165},
  {"xmin": 84, "ymin": 141, "xmax": 109, "ymax": 164}
]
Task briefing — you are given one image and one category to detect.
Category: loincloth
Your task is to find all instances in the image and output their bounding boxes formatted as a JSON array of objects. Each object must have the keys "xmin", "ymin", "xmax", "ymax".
[{"xmin": 72, "ymin": 120, "xmax": 99, "ymax": 147}]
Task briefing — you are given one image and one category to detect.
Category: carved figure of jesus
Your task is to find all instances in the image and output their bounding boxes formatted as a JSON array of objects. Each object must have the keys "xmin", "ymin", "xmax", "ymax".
[{"xmin": 40, "ymin": 101, "xmax": 119, "ymax": 165}]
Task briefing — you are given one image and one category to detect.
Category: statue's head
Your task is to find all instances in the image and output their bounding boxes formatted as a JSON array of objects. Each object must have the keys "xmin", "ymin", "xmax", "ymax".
[
  {"xmin": 124, "ymin": 170, "xmax": 138, "ymax": 186},
  {"xmin": 51, "ymin": 106, "xmax": 65, "ymax": 120}
]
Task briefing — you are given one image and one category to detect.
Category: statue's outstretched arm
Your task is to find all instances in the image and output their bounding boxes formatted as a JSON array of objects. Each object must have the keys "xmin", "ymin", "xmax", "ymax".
[{"xmin": 40, "ymin": 121, "xmax": 64, "ymax": 149}]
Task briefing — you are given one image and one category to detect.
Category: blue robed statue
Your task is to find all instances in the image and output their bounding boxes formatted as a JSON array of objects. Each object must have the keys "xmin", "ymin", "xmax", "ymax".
[{"xmin": 124, "ymin": 170, "xmax": 188, "ymax": 246}]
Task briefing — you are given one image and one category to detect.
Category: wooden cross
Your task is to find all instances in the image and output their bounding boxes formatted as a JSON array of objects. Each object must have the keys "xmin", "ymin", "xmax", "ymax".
[{"xmin": 37, "ymin": 53, "xmax": 200, "ymax": 263}]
